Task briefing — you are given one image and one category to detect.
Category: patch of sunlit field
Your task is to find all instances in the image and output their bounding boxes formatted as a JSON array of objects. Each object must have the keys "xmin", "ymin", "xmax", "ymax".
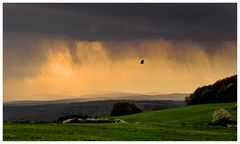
[{"xmin": 3, "ymin": 102, "xmax": 236, "ymax": 141}]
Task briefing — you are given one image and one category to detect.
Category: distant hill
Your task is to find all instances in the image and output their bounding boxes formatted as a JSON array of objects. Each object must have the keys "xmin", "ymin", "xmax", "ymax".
[
  {"xmin": 4, "ymin": 92, "xmax": 187, "ymax": 106},
  {"xmin": 3, "ymin": 100, "xmax": 185, "ymax": 122},
  {"xmin": 4, "ymin": 93, "xmax": 187, "ymax": 122},
  {"xmin": 185, "ymin": 75, "xmax": 237, "ymax": 105}
]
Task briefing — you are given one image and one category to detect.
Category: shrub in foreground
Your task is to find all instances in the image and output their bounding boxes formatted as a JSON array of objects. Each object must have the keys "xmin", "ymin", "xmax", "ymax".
[{"xmin": 212, "ymin": 108, "xmax": 232, "ymax": 126}]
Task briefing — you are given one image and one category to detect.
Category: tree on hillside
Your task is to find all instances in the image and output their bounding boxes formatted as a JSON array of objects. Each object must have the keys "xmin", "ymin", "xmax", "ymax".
[
  {"xmin": 110, "ymin": 102, "xmax": 143, "ymax": 116},
  {"xmin": 185, "ymin": 75, "xmax": 237, "ymax": 105}
]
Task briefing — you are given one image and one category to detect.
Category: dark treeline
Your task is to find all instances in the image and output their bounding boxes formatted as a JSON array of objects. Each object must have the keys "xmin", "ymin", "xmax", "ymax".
[{"xmin": 185, "ymin": 75, "xmax": 237, "ymax": 105}]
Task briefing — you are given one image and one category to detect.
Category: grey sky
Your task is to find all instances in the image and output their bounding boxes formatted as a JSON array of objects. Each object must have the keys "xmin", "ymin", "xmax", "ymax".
[{"xmin": 4, "ymin": 3, "xmax": 237, "ymax": 41}]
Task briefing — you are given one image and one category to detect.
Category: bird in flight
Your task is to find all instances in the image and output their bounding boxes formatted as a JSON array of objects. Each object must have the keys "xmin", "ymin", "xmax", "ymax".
[{"xmin": 140, "ymin": 59, "xmax": 144, "ymax": 64}]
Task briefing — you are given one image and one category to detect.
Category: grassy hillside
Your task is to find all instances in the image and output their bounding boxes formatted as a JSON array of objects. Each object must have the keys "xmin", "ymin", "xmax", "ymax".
[{"xmin": 3, "ymin": 102, "xmax": 237, "ymax": 141}]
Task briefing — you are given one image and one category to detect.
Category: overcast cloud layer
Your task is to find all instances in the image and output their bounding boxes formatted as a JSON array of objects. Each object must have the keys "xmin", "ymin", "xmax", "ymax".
[{"xmin": 4, "ymin": 3, "xmax": 236, "ymax": 41}]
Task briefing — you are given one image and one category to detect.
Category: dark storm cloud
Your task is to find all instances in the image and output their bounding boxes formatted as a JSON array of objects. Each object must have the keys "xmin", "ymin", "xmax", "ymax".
[
  {"xmin": 3, "ymin": 3, "xmax": 237, "ymax": 41},
  {"xmin": 3, "ymin": 3, "xmax": 237, "ymax": 79}
]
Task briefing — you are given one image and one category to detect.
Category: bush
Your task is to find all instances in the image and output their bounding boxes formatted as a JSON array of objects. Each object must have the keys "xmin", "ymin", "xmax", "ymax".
[
  {"xmin": 62, "ymin": 118, "xmax": 82, "ymax": 123},
  {"xmin": 14, "ymin": 119, "xmax": 30, "ymax": 123},
  {"xmin": 114, "ymin": 119, "xmax": 127, "ymax": 123},
  {"xmin": 212, "ymin": 108, "xmax": 232, "ymax": 126},
  {"xmin": 57, "ymin": 114, "xmax": 90, "ymax": 123},
  {"xmin": 62, "ymin": 118, "xmax": 126, "ymax": 124}
]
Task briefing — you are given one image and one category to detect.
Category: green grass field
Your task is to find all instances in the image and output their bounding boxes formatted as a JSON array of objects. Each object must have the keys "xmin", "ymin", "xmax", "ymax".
[{"xmin": 3, "ymin": 102, "xmax": 237, "ymax": 141}]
